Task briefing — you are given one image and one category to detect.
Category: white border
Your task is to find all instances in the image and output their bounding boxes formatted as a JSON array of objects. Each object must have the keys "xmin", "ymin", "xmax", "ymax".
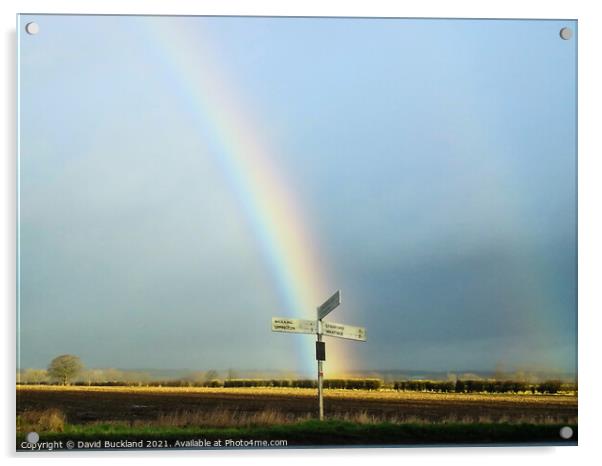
[{"xmin": 2, "ymin": 1, "xmax": 600, "ymax": 465}]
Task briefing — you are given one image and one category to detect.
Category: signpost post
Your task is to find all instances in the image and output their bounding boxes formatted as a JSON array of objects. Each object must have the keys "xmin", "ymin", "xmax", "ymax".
[
  {"xmin": 316, "ymin": 321, "xmax": 324, "ymax": 420},
  {"xmin": 271, "ymin": 290, "xmax": 366, "ymax": 421}
]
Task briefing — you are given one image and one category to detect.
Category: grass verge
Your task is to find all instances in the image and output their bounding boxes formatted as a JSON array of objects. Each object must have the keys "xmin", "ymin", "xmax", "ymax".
[{"xmin": 17, "ymin": 420, "xmax": 577, "ymax": 449}]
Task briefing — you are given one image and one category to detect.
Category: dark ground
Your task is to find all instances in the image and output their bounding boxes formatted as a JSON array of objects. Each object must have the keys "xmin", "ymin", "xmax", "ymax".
[{"xmin": 16, "ymin": 387, "xmax": 577, "ymax": 425}]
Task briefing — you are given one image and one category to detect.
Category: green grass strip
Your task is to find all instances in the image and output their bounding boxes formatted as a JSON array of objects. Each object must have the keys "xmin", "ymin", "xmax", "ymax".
[{"xmin": 17, "ymin": 420, "xmax": 578, "ymax": 448}]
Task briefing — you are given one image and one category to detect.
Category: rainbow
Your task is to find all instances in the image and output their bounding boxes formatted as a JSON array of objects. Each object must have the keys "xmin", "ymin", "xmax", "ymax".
[{"xmin": 143, "ymin": 18, "xmax": 353, "ymax": 376}]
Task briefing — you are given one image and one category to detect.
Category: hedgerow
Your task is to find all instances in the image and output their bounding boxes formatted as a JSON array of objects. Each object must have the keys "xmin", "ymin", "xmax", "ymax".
[{"xmin": 392, "ymin": 379, "xmax": 575, "ymax": 394}]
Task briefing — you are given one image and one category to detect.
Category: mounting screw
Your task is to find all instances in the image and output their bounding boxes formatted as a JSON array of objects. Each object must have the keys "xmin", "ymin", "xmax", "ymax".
[
  {"xmin": 25, "ymin": 22, "xmax": 39, "ymax": 35},
  {"xmin": 559, "ymin": 27, "xmax": 572, "ymax": 40},
  {"xmin": 559, "ymin": 426, "xmax": 573, "ymax": 439}
]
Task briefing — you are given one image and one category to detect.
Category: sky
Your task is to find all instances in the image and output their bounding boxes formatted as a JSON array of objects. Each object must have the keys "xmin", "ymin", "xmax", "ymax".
[{"xmin": 18, "ymin": 15, "xmax": 577, "ymax": 376}]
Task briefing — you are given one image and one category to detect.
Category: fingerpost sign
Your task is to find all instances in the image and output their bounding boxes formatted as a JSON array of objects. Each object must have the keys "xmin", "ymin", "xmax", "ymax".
[{"xmin": 271, "ymin": 290, "xmax": 366, "ymax": 420}]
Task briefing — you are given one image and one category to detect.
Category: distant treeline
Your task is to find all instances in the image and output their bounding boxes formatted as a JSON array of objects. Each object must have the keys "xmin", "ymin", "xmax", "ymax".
[
  {"xmin": 16, "ymin": 377, "xmax": 577, "ymax": 393},
  {"xmin": 16, "ymin": 378, "xmax": 382, "ymax": 390},
  {"xmin": 393, "ymin": 379, "xmax": 576, "ymax": 394},
  {"xmin": 223, "ymin": 379, "xmax": 383, "ymax": 390}
]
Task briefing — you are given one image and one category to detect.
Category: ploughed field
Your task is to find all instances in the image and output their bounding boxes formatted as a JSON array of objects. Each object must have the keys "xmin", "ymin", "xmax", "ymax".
[{"xmin": 17, "ymin": 385, "xmax": 577, "ymax": 425}]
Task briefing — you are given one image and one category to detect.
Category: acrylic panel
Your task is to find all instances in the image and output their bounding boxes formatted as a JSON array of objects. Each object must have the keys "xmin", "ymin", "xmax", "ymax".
[{"xmin": 17, "ymin": 14, "xmax": 577, "ymax": 450}]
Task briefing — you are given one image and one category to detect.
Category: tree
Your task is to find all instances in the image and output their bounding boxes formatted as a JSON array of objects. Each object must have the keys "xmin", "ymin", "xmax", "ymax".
[
  {"xmin": 102, "ymin": 368, "xmax": 124, "ymax": 383},
  {"xmin": 81, "ymin": 369, "xmax": 106, "ymax": 385},
  {"xmin": 47, "ymin": 355, "xmax": 83, "ymax": 385},
  {"xmin": 20, "ymin": 369, "xmax": 49, "ymax": 384}
]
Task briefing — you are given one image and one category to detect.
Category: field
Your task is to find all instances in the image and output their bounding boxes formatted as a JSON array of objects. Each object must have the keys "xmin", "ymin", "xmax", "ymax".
[
  {"xmin": 17, "ymin": 385, "xmax": 578, "ymax": 424},
  {"xmin": 17, "ymin": 385, "xmax": 577, "ymax": 449}
]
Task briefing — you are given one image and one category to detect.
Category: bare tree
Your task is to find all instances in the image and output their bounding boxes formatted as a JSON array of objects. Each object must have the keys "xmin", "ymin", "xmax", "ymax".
[
  {"xmin": 20, "ymin": 369, "xmax": 49, "ymax": 384},
  {"xmin": 47, "ymin": 355, "xmax": 83, "ymax": 385}
]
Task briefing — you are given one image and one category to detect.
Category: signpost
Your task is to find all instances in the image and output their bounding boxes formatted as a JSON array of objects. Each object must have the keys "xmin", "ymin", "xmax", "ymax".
[{"xmin": 271, "ymin": 289, "xmax": 366, "ymax": 421}]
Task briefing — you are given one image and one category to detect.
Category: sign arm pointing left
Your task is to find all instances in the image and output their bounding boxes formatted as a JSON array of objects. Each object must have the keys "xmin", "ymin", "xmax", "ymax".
[{"xmin": 271, "ymin": 317, "xmax": 317, "ymax": 334}]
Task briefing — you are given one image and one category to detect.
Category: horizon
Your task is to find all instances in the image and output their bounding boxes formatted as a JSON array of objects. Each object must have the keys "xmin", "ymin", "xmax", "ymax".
[{"xmin": 18, "ymin": 364, "xmax": 578, "ymax": 379}]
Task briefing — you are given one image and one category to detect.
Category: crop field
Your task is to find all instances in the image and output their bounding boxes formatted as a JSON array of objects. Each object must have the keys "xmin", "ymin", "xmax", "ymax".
[
  {"xmin": 16, "ymin": 386, "xmax": 578, "ymax": 448},
  {"xmin": 17, "ymin": 385, "xmax": 577, "ymax": 426}
]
